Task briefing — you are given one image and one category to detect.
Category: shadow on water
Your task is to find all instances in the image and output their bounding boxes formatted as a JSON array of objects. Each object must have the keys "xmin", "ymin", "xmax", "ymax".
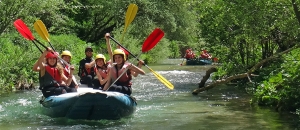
[{"xmin": 0, "ymin": 59, "xmax": 300, "ymax": 130}]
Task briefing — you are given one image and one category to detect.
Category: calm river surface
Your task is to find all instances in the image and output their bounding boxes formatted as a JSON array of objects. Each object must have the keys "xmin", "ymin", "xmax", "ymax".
[{"xmin": 0, "ymin": 59, "xmax": 299, "ymax": 130}]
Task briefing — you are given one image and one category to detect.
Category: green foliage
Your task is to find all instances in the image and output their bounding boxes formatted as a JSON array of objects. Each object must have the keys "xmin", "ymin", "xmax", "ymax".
[
  {"xmin": 60, "ymin": 0, "xmax": 198, "ymax": 56},
  {"xmin": 169, "ymin": 41, "xmax": 180, "ymax": 58},
  {"xmin": 0, "ymin": 33, "xmax": 39, "ymax": 92},
  {"xmin": 193, "ymin": 0, "xmax": 299, "ymax": 66},
  {"xmin": 48, "ymin": 34, "xmax": 89, "ymax": 65},
  {"xmin": 252, "ymin": 49, "xmax": 300, "ymax": 111},
  {"xmin": 0, "ymin": 0, "xmax": 68, "ymax": 35},
  {"xmin": 193, "ymin": 0, "xmax": 300, "ymax": 113},
  {"xmin": 0, "ymin": 33, "xmax": 87, "ymax": 93}
]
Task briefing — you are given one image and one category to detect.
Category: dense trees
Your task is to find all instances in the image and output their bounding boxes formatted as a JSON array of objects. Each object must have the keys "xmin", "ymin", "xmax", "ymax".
[{"xmin": 192, "ymin": 0, "xmax": 300, "ymax": 112}]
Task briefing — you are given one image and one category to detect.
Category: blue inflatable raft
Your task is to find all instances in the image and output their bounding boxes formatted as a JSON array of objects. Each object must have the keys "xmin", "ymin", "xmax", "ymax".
[
  {"xmin": 184, "ymin": 58, "xmax": 212, "ymax": 65},
  {"xmin": 39, "ymin": 87, "xmax": 137, "ymax": 120}
]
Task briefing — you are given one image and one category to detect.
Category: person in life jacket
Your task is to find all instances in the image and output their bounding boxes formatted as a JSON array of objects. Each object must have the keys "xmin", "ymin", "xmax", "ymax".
[
  {"xmin": 78, "ymin": 46, "xmax": 95, "ymax": 87},
  {"xmin": 85, "ymin": 54, "xmax": 110, "ymax": 90},
  {"xmin": 32, "ymin": 51, "xmax": 60, "ymax": 72},
  {"xmin": 104, "ymin": 49, "xmax": 145, "ymax": 95},
  {"xmin": 61, "ymin": 50, "xmax": 78, "ymax": 91},
  {"xmin": 185, "ymin": 48, "xmax": 195, "ymax": 60},
  {"xmin": 35, "ymin": 48, "xmax": 75, "ymax": 98},
  {"xmin": 118, "ymin": 46, "xmax": 144, "ymax": 77},
  {"xmin": 103, "ymin": 33, "xmax": 145, "ymax": 95},
  {"xmin": 200, "ymin": 49, "xmax": 212, "ymax": 60}
]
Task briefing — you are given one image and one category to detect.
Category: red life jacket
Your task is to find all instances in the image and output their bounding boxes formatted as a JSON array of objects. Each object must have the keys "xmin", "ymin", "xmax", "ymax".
[
  {"xmin": 81, "ymin": 67, "xmax": 92, "ymax": 76},
  {"xmin": 110, "ymin": 63, "xmax": 132, "ymax": 86},
  {"xmin": 201, "ymin": 50, "xmax": 211, "ymax": 59},
  {"xmin": 45, "ymin": 65, "xmax": 62, "ymax": 83},
  {"xmin": 63, "ymin": 65, "xmax": 70, "ymax": 77},
  {"xmin": 185, "ymin": 49, "xmax": 195, "ymax": 59},
  {"xmin": 94, "ymin": 65, "xmax": 109, "ymax": 79}
]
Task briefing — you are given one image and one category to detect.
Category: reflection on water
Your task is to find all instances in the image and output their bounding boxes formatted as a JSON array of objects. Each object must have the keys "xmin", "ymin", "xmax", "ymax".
[{"xmin": 0, "ymin": 59, "xmax": 299, "ymax": 129}]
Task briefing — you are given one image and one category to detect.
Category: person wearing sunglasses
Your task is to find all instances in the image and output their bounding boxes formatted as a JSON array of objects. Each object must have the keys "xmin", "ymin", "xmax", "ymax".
[{"xmin": 78, "ymin": 46, "xmax": 95, "ymax": 88}]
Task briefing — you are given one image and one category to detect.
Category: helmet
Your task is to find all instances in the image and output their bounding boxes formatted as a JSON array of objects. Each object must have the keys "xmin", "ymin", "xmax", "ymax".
[
  {"xmin": 85, "ymin": 46, "xmax": 93, "ymax": 52},
  {"xmin": 45, "ymin": 52, "xmax": 57, "ymax": 59},
  {"xmin": 95, "ymin": 54, "xmax": 106, "ymax": 64},
  {"xmin": 120, "ymin": 47, "xmax": 129, "ymax": 55},
  {"xmin": 61, "ymin": 50, "xmax": 72, "ymax": 58},
  {"xmin": 113, "ymin": 49, "xmax": 126, "ymax": 61}
]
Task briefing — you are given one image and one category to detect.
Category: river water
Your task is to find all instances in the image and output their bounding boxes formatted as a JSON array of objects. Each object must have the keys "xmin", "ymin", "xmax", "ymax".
[{"xmin": 0, "ymin": 59, "xmax": 299, "ymax": 130}]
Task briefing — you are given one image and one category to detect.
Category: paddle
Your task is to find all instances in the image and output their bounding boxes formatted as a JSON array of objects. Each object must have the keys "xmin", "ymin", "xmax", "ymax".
[
  {"xmin": 33, "ymin": 20, "xmax": 56, "ymax": 51},
  {"xmin": 107, "ymin": 28, "xmax": 163, "ymax": 90},
  {"xmin": 33, "ymin": 20, "xmax": 68, "ymax": 67},
  {"xmin": 109, "ymin": 28, "xmax": 174, "ymax": 90},
  {"xmin": 120, "ymin": 4, "xmax": 138, "ymax": 43},
  {"xmin": 33, "ymin": 20, "xmax": 79, "ymax": 85},
  {"xmin": 13, "ymin": 19, "xmax": 43, "ymax": 53},
  {"xmin": 13, "ymin": 19, "xmax": 70, "ymax": 67}
]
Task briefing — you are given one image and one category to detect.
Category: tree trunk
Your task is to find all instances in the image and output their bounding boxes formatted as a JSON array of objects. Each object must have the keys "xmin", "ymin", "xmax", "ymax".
[
  {"xmin": 198, "ymin": 67, "xmax": 218, "ymax": 88},
  {"xmin": 292, "ymin": 0, "xmax": 300, "ymax": 26}
]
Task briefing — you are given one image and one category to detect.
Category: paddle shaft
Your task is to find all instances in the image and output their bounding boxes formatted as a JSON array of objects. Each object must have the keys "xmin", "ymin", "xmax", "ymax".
[
  {"xmin": 33, "ymin": 40, "xmax": 43, "ymax": 53},
  {"xmin": 32, "ymin": 39, "xmax": 70, "ymax": 67},
  {"xmin": 109, "ymin": 36, "xmax": 140, "ymax": 61},
  {"xmin": 109, "ymin": 36, "xmax": 174, "ymax": 90},
  {"xmin": 48, "ymin": 41, "xmax": 56, "ymax": 52},
  {"xmin": 109, "ymin": 36, "xmax": 152, "ymax": 68}
]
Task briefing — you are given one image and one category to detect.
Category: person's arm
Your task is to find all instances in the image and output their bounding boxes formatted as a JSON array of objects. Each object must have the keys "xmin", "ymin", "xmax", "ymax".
[
  {"xmin": 62, "ymin": 66, "xmax": 75, "ymax": 86},
  {"xmin": 128, "ymin": 64, "xmax": 145, "ymax": 76},
  {"xmin": 95, "ymin": 68, "xmax": 108, "ymax": 85},
  {"xmin": 102, "ymin": 72, "xmax": 111, "ymax": 91},
  {"xmin": 37, "ymin": 48, "xmax": 52, "ymax": 77},
  {"xmin": 32, "ymin": 60, "xmax": 40, "ymax": 72},
  {"xmin": 85, "ymin": 60, "xmax": 95, "ymax": 68},
  {"xmin": 72, "ymin": 76, "xmax": 79, "ymax": 89},
  {"xmin": 207, "ymin": 52, "xmax": 212, "ymax": 58},
  {"xmin": 132, "ymin": 60, "xmax": 144, "ymax": 77},
  {"xmin": 105, "ymin": 33, "xmax": 113, "ymax": 65}
]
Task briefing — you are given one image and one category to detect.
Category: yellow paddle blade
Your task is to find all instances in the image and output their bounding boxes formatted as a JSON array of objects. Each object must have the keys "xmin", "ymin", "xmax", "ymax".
[
  {"xmin": 34, "ymin": 20, "xmax": 50, "ymax": 42},
  {"xmin": 125, "ymin": 4, "xmax": 138, "ymax": 29},
  {"xmin": 121, "ymin": 4, "xmax": 138, "ymax": 43},
  {"xmin": 148, "ymin": 67, "xmax": 174, "ymax": 90}
]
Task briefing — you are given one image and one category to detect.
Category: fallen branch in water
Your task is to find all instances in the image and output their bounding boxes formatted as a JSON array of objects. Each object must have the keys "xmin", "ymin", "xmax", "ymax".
[
  {"xmin": 198, "ymin": 67, "xmax": 218, "ymax": 88},
  {"xmin": 192, "ymin": 45, "xmax": 299, "ymax": 95}
]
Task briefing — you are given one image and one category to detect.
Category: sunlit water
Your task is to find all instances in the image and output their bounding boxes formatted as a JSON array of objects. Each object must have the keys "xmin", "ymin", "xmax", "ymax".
[{"xmin": 0, "ymin": 59, "xmax": 299, "ymax": 130}]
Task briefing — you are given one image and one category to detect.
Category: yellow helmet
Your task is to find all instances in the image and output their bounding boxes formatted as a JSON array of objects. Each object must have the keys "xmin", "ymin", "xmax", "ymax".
[
  {"xmin": 61, "ymin": 50, "xmax": 72, "ymax": 58},
  {"xmin": 95, "ymin": 54, "xmax": 106, "ymax": 64},
  {"xmin": 113, "ymin": 49, "xmax": 126, "ymax": 61}
]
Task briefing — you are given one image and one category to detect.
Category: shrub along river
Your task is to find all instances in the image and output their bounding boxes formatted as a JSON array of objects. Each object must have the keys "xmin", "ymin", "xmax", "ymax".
[{"xmin": 0, "ymin": 59, "xmax": 299, "ymax": 129}]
